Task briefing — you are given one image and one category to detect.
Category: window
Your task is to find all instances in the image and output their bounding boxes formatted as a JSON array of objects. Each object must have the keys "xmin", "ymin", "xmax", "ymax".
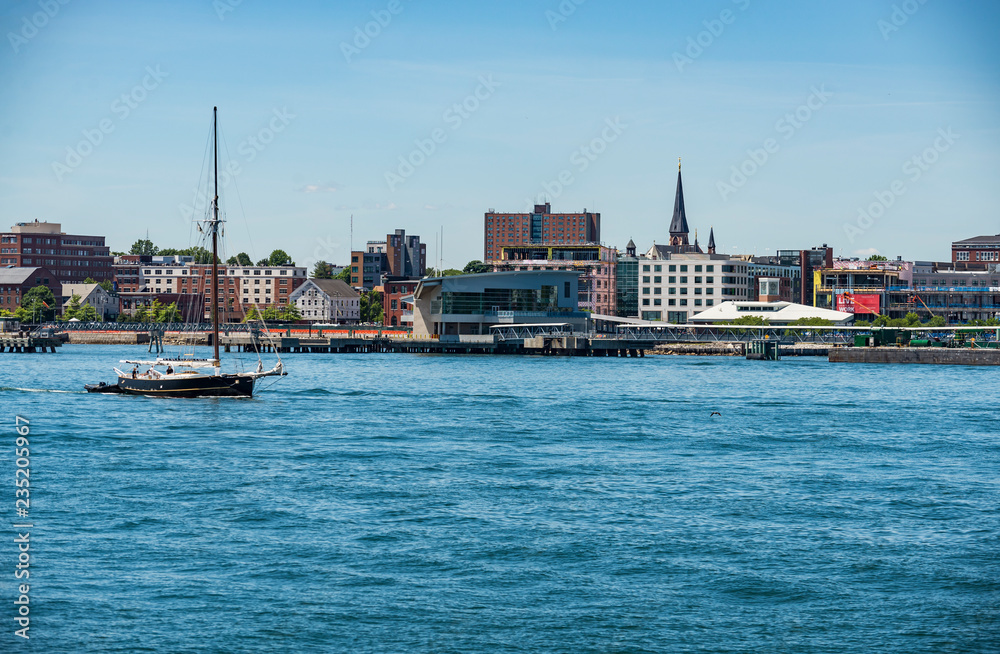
[
  {"xmin": 653, "ymin": 276, "xmax": 661, "ymax": 284},
  {"xmin": 642, "ymin": 265, "xmax": 650, "ymax": 272},
  {"xmin": 653, "ymin": 288, "xmax": 661, "ymax": 295},
  {"xmin": 680, "ymin": 276, "xmax": 687, "ymax": 284},
  {"xmin": 695, "ymin": 299, "xmax": 702, "ymax": 306},
  {"xmin": 707, "ymin": 300, "xmax": 714, "ymax": 306},
  {"xmin": 956, "ymin": 251, "xmax": 969, "ymax": 261},
  {"xmin": 668, "ymin": 299, "xmax": 676, "ymax": 306},
  {"xmin": 706, "ymin": 277, "xmax": 714, "ymax": 284},
  {"xmin": 642, "ymin": 287, "xmax": 650, "ymax": 295},
  {"xmin": 679, "ymin": 299, "xmax": 687, "ymax": 306},
  {"xmin": 668, "ymin": 288, "xmax": 676, "ymax": 295},
  {"xmin": 643, "ymin": 276, "xmax": 650, "ymax": 283},
  {"xmin": 680, "ymin": 265, "xmax": 688, "ymax": 272},
  {"xmin": 654, "ymin": 265, "xmax": 661, "ymax": 272},
  {"xmin": 564, "ymin": 281, "xmax": 571, "ymax": 298},
  {"xmin": 694, "ymin": 277, "xmax": 702, "ymax": 284},
  {"xmin": 668, "ymin": 265, "xmax": 676, "ymax": 272},
  {"xmin": 642, "ymin": 299, "xmax": 649, "ymax": 306},
  {"xmin": 668, "ymin": 276, "xmax": 676, "ymax": 284},
  {"xmin": 680, "ymin": 288, "xmax": 688, "ymax": 295},
  {"xmin": 695, "ymin": 265, "xmax": 702, "ymax": 272},
  {"xmin": 653, "ymin": 299, "xmax": 661, "ymax": 306},
  {"xmin": 706, "ymin": 288, "xmax": 713, "ymax": 295}
]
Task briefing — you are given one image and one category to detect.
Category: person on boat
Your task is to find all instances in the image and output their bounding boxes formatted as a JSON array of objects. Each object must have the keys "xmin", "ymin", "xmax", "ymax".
[
  {"xmin": 131, "ymin": 365, "xmax": 138, "ymax": 379},
  {"xmin": 165, "ymin": 365, "xmax": 174, "ymax": 375},
  {"xmin": 146, "ymin": 367, "xmax": 155, "ymax": 378}
]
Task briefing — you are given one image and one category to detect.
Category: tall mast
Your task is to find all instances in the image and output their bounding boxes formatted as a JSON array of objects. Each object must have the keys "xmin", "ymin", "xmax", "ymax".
[{"xmin": 211, "ymin": 106, "xmax": 220, "ymax": 365}]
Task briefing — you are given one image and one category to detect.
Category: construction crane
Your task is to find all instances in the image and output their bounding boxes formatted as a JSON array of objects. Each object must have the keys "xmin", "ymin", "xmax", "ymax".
[{"xmin": 908, "ymin": 293, "xmax": 937, "ymax": 317}]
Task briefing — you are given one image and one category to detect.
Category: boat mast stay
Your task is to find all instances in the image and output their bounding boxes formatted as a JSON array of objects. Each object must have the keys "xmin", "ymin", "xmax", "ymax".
[{"xmin": 211, "ymin": 106, "xmax": 221, "ymax": 367}]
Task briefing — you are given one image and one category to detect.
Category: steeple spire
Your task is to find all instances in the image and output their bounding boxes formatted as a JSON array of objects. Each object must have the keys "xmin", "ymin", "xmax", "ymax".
[
  {"xmin": 669, "ymin": 160, "xmax": 689, "ymax": 247},
  {"xmin": 708, "ymin": 226, "xmax": 716, "ymax": 254}
]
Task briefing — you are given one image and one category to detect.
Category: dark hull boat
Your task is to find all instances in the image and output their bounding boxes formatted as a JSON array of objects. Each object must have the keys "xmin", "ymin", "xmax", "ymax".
[{"xmin": 87, "ymin": 372, "xmax": 254, "ymax": 397}]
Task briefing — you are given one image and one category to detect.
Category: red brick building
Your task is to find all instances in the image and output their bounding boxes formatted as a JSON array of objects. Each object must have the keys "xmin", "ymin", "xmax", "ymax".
[
  {"xmin": 484, "ymin": 203, "xmax": 600, "ymax": 263},
  {"xmin": 381, "ymin": 277, "xmax": 420, "ymax": 328},
  {"xmin": 0, "ymin": 221, "xmax": 112, "ymax": 282},
  {"xmin": 0, "ymin": 267, "xmax": 62, "ymax": 314},
  {"xmin": 952, "ymin": 234, "xmax": 1000, "ymax": 269}
]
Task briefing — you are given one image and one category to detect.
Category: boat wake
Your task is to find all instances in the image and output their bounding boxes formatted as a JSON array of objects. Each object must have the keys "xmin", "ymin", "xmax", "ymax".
[{"xmin": 1, "ymin": 387, "xmax": 86, "ymax": 394}]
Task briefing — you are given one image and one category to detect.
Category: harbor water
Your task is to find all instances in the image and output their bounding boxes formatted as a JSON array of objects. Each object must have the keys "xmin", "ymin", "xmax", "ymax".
[{"xmin": 1, "ymin": 345, "xmax": 997, "ymax": 652}]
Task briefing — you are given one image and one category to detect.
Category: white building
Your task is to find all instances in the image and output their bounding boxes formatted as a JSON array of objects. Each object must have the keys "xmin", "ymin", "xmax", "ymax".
[
  {"xmin": 690, "ymin": 300, "xmax": 854, "ymax": 325},
  {"xmin": 61, "ymin": 282, "xmax": 116, "ymax": 319},
  {"xmin": 289, "ymin": 279, "xmax": 361, "ymax": 323},
  {"xmin": 636, "ymin": 252, "xmax": 754, "ymax": 323}
]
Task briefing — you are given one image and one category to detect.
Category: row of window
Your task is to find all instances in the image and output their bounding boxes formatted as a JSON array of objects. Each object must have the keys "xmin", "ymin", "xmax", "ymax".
[
  {"xmin": 641, "ymin": 298, "xmax": 714, "ymax": 307},
  {"xmin": 642, "ymin": 264, "xmax": 718, "ymax": 273},
  {"xmin": 643, "ymin": 287, "xmax": 714, "ymax": 296}
]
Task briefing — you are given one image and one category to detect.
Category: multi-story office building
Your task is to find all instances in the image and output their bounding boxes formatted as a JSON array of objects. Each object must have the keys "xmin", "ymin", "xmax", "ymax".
[
  {"xmin": 952, "ymin": 234, "xmax": 1000, "ymax": 269},
  {"xmin": 776, "ymin": 246, "xmax": 834, "ymax": 305},
  {"xmin": 484, "ymin": 203, "xmax": 600, "ymax": 262},
  {"xmin": 0, "ymin": 221, "xmax": 113, "ymax": 282},
  {"xmin": 636, "ymin": 253, "xmax": 753, "ymax": 323},
  {"xmin": 121, "ymin": 262, "xmax": 307, "ymax": 321},
  {"xmin": 889, "ymin": 262, "xmax": 1000, "ymax": 323},
  {"xmin": 492, "ymin": 244, "xmax": 617, "ymax": 315},
  {"xmin": 350, "ymin": 229, "xmax": 426, "ymax": 289}
]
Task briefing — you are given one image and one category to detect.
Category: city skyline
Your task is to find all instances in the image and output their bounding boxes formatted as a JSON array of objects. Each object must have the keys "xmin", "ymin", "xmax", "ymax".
[{"xmin": 2, "ymin": 0, "xmax": 998, "ymax": 270}]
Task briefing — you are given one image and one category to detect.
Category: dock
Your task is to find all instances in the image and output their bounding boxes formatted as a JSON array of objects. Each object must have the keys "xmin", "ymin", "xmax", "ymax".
[
  {"xmin": 830, "ymin": 346, "xmax": 1000, "ymax": 366},
  {"xmin": 0, "ymin": 334, "xmax": 62, "ymax": 353}
]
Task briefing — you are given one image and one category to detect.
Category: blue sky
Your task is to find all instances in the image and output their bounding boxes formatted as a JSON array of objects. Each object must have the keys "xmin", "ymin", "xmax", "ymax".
[{"xmin": 1, "ymin": 0, "xmax": 998, "ymax": 270}]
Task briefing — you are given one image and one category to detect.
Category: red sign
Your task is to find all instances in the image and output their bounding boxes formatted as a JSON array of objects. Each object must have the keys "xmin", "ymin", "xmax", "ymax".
[{"xmin": 836, "ymin": 292, "xmax": 881, "ymax": 314}]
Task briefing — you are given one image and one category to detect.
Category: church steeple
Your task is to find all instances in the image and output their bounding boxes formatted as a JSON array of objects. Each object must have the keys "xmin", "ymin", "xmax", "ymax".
[
  {"xmin": 708, "ymin": 226, "xmax": 716, "ymax": 254},
  {"xmin": 669, "ymin": 158, "xmax": 689, "ymax": 247}
]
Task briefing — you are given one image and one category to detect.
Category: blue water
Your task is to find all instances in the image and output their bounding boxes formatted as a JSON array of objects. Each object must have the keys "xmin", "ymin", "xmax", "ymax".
[{"xmin": 1, "ymin": 345, "xmax": 997, "ymax": 652}]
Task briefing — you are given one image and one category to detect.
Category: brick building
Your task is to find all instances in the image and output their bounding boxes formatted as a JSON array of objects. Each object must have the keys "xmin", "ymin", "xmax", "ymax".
[
  {"xmin": 0, "ymin": 267, "xmax": 61, "ymax": 314},
  {"xmin": 0, "ymin": 221, "xmax": 112, "ymax": 282},
  {"xmin": 952, "ymin": 234, "xmax": 1000, "ymax": 269},
  {"xmin": 484, "ymin": 203, "xmax": 600, "ymax": 262},
  {"xmin": 381, "ymin": 277, "xmax": 420, "ymax": 328},
  {"xmin": 350, "ymin": 229, "xmax": 426, "ymax": 290}
]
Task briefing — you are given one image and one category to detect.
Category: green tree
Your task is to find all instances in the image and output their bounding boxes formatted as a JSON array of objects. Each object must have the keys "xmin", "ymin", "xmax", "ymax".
[
  {"xmin": 77, "ymin": 303, "xmax": 98, "ymax": 322},
  {"xmin": 312, "ymin": 261, "xmax": 334, "ymax": 279},
  {"xmin": 227, "ymin": 252, "xmax": 253, "ymax": 266},
  {"xmin": 16, "ymin": 285, "xmax": 56, "ymax": 322},
  {"xmin": 359, "ymin": 290, "xmax": 383, "ymax": 324},
  {"xmin": 155, "ymin": 302, "xmax": 181, "ymax": 323},
  {"xmin": 462, "ymin": 260, "xmax": 491, "ymax": 274},
  {"xmin": 903, "ymin": 311, "xmax": 921, "ymax": 327},
  {"xmin": 336, "ymin": 266, "xmax": 352, "ymax": 283},
  {"xmin": 130, "ymin": 239, "xmax": 159, "ymax": 256},
  {"xmin": 256, "ymin": 258, "xmax": 269, "ymax": 266},
  {"xmin": 63, "ymin": 294, "xmax": 83, "ymax": 320},
  {"xmin": 267, "ymin": 249, "xmax": 294, "ymax": 266},
  {"xmin": 427, "ymin": 267, "xmax": 462, "ymax": 277},
  {"xmin": 787, "ymin": 317, "xmax": 834, "ymax": 327},
  {"xmin": 867, "ymin": 254, "xmax": 888, "ymax": 261},
  {"xmin": 925, "ymin": 315, "xmax": 947, "ymax": 327},
  {"xmin": 280, "ymin": 304, "xmax": 302, "ymax": 322},
  {"xmin": 99, "ymin": 280, "xmax": 114, "ymax": 293},
  {"xmin": 727, "ymin": 315, "xmax": 769, "ymax": 326}
]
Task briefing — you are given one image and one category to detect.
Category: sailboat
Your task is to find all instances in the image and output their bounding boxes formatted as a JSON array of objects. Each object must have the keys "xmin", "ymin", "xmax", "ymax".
[{"xmin": 86, "ymin": 107, "xmax": 284, "ymax": 397}]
